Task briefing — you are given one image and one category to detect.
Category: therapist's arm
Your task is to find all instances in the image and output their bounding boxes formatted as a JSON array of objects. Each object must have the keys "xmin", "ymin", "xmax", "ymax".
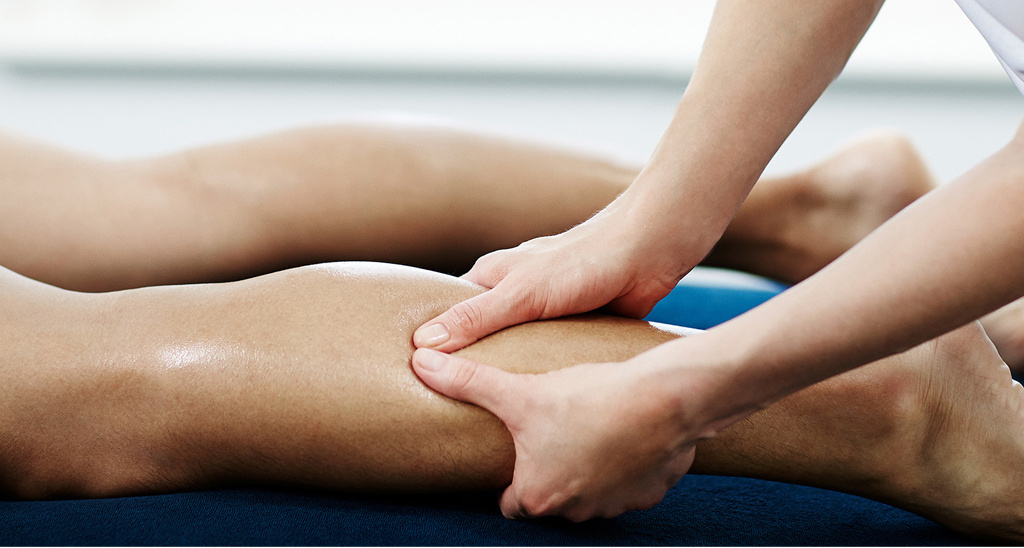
[
  {"xmin": 414, "ymin": 141, "xmax": 1024, "ymax": 521},
  {"xmin": 689, "ymin": 125, "xmax": 1024, "ymax": 414},
  {"xmin": 413, "ymin": 0, "xmax": 885, "ymax": 520},
  {"xmin": 458, "ymin": 118, "xmax": 1024, "ymax": 518},
  {"xmin": 415, "ymin": 0, "xmax": 883, "ymax": 352}
]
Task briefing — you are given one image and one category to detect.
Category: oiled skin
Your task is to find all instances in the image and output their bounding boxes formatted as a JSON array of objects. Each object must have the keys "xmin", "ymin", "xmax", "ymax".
[
  {"xmin": 7, "ymin": 261, "xmax": 1024, "ymax": 544},
  {"xmin": 0, "ymin": 262, "xmax": 679, "ymax": 497},
  {"xmin": 153, "ymin": 263, "xmax": 679, "ymax": 493}
]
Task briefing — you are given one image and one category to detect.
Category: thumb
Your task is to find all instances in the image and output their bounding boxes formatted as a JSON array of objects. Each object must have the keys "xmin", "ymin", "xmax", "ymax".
[
  {"xmin": 413, "ymin": 285, "xmax": 532, "ymax": 352},
  {"xmin": 411, "ymin": 348, "xmax": 516, "ymax": 416}
]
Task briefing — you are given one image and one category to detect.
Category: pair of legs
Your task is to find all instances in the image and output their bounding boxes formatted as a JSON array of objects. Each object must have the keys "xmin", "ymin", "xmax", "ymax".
[
  {"xmin": 12, "ymin": 120, "xmax": 1024, "ymax": 369},
  {"xmin": 1, "ymin": 124, "xmax": 1022, "ymax": 540}
]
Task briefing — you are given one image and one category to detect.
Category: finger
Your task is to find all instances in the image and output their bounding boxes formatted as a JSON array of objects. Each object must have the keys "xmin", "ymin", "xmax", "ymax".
[
  {"xmin": 459, "ymin": 262, "xmax": 495, "ymax": 287},
  {"xmin": 605, "ymin": 296, "xmax": 657, "ymax": 320},
  {"xmin": 459, "ymin": 251, "xmax": 509, "ymax": 288},
  {"xmin": 606, "ymin": 280, "xmax": 676, "ymax": 319},
  {"xmin": 412, "ymin": 285, "xmax": 533, "ymax": 352},
  {"xmin": 411, "ymin": 348, "xmax": 517, "ymax": 417}
]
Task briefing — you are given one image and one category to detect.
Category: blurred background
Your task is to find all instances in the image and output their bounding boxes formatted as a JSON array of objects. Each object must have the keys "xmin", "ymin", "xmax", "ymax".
[{"xmin": 0, "ymin": 0, "xmax": 1022, "ymax": 181}]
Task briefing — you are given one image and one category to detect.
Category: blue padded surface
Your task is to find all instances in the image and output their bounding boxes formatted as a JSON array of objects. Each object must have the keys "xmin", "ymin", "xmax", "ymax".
[
  {"xmin": 646, "ymin": 267, "xmax": 789, "ymax": 329},
  {"xmin": 0, "ymin": 268, "xmax": 977, "ymax": 545},
  {"xmin": 0, "ymin": 478, "xmax": 970, "ymax": 546}
]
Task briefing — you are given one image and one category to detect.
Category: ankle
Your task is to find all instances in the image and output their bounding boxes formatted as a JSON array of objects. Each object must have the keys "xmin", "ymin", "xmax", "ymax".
[
  {"xmin": 846, "ymin": 357, "xmax": 934, "ymax": 502},
  {"xmin": 864, "ymin": 329, "xmax": 1024, "ymax": 541},
  {"xmin": 809, "ymin": 356, "xmax": 929, "ymax": 501},
  {"xmin": 704, "ymin": 171, "xmax": 820, "ymax": 282},
  {"xmin": 861, "ymin": 329, "xmax": 1010, "ymax": 507}
]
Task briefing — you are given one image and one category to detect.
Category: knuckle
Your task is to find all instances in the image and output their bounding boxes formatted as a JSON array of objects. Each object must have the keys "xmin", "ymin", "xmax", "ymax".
[
  {"xmin": 505, "ymin": 284, "xmax": 541, "ymax": 317},
  {"xmin": 516, "ymin": 495, "xmax": 543, "ymax": 518},
  {"xmin": 566, "ymin": 508, "xmax": 594, "ymax": 523},
  {"xmin": 511, "ymin": 502, "xmax": 533, "ymax": 520},
  {"xmin": 447, "ymin": 300, "xmax": 485, "ymax": 332},
  {"xmin": 518, "ymin": 488, "xmax": 582, "ymax": 520},
  {"xmin": 448, "ymin": 360, "xmax": 481, "ymax": 395},
  {"xmin": 468, "ymin": 254, "xmax": 499, "ymax": 280},
  {"xmin": 472, "ymin": 248, "xmax": 516, "ymax": 280},
  {"xmin": 518, "ymin": 491, "xmax": 555, "ymax": 519}
]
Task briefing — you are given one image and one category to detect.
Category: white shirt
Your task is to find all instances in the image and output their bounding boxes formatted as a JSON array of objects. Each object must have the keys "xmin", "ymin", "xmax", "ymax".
[{"xmin": 956, "ymin": 0, "xmax": 1024, "ymax": 94}]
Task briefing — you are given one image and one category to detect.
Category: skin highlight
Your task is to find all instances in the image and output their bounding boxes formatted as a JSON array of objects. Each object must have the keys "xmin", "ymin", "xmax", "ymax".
[
  {"xmin": 2, "ymin": 123, "xmax": 1024, "ymax": 539},
  {"xmin": 3, "ymin": 262, "xmax": 1023, "ymax": 540}
]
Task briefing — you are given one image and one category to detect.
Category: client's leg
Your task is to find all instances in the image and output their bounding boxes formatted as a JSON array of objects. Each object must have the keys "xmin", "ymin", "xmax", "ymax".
[
  {"xmin": 0, "ymin": 126, "xmax": 632, "ymax": 291},
  {"xmin": 3, "ymin": 262, "xmax": 1021, "ymax": 540},
  {"xmin": 0, "ymin": 262, "xmax": 674, "ymax": 496},
  {"xmin": 703, "ymin": 130, "xmax": 934, "ymax": 283},
  {"xmin": 695, "ymin": 322, "xmax": 1024, "ymax": 541},
  {"xmin": 1, "ymin": 126, "xmax": 929, "ymax": 292}
]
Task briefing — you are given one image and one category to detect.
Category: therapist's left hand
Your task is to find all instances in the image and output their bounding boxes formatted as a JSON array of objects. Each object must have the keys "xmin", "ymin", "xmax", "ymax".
[{"xmin": 411, "ymin": 346, "xmax": 699, "ymax": 521}]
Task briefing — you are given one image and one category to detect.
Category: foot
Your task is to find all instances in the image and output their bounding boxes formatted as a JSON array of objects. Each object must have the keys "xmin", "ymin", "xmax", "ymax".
[
  {"xmin": 709, "ymin": 130, "xmax": 935, "ymax": 283},
  {"xmin": 980, "ymin": 298, "xmax": 1024, "ymax": 373},
  {"xmin": 865, "ymin": 323, "xmax": 1024, "ymax": 542}
]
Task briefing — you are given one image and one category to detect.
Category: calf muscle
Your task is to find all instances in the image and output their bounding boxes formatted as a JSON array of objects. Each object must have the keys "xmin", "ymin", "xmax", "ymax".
[{"xmin": 1, "ymin": 262, "xmax": 678, "ymax": 496}]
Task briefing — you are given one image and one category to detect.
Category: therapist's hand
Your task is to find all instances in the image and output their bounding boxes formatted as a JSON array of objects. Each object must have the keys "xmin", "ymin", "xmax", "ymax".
[
  {"xmin": 412, "ymin": 205, "xmax": 690, "ymax": 352},
  {"xmin": 411, "ymin": 346, "xmax": 701, "ymax": 521}
]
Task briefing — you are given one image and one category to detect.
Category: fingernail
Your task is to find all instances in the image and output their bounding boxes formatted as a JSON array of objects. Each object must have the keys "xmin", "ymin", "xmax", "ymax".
[
  {"xmin": 416, "ymin": 348, "xmax": 447, "ymax": 372},
  {"xmin": 415, "ymin": 323, "xmax": 450, "ymax": 347}
]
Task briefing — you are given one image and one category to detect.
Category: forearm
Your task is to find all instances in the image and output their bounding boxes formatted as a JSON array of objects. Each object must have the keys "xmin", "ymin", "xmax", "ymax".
[
  {"xmin": 621, "ymin": 0, "xmax": 882, "ymax": 273},
  {"xmin": 672, "ymin": 126, "xmax": 1024, "ymax": 425}
]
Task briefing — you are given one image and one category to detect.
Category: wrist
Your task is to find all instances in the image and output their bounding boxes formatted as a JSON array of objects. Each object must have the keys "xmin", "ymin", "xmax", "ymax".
[
  {"xmin": 595, "ymin": 195, "xmax": 717, "ymax": 288},
  {"xmin": 616, "ymin": 172, "xmax": 741, "ymax": 276}
]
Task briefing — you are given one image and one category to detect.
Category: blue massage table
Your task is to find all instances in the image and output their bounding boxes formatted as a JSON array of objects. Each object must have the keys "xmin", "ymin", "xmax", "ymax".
[{"xmin": 0, "ymin": 268, "xmax": 978, "ymax": 545}]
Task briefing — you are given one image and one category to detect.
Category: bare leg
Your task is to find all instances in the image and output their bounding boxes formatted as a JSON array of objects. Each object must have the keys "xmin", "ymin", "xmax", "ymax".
[
  {"xmin": 35, "ymin": 125, "xmax": 1019, "ymax": 369},
  {"xmin": 3, "ymin": 262, "xmax": 1022, "ymax": 540},
  {"xmin": 0, "ymin": 126, "xmax": 631, "ymax": 291},
  {"xmin": 0, "ymin": 262, "xmax": 673, "ymax": 496},
  {"xmin": 695, "ymin": 322, "xmax": 1024, "ymax": 541},
  {"xmin": 704, "ymin": 130, "xmax": 935, "ymax": 283},
  {"xmin": 1, "ymin": 126, "xmax": 932, "ymax": 292}
]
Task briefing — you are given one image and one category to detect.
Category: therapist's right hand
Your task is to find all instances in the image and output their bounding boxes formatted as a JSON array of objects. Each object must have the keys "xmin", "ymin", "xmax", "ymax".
[{"xmin": 412, "ymin": 204, "xmax": 688, "ymax": 353}]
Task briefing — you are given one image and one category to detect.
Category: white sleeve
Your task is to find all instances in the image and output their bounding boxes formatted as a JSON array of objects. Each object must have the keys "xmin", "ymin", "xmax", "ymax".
[{"xmin": 956, "ymin": 0, "xmax": 1024, "ymax": 94}]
